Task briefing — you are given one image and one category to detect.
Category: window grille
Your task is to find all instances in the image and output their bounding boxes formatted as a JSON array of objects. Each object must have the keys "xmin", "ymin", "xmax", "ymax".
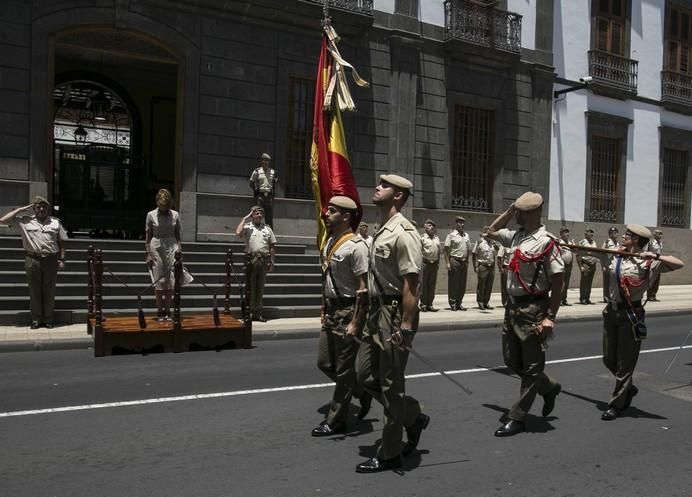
[
  {"xmin": 660, "ymin": 147, "xmax": 688, "ymax": 227},
  {"xmin": 588, "ymin": 135, "xmax": 621, "ymax": 223},
  {"xmin": 451, "ymin": 105, "xmax": 494, "ymax": 212},
  {"xmin": 285, "ymin": 76, "xmax": 315, "ymax": 199}
]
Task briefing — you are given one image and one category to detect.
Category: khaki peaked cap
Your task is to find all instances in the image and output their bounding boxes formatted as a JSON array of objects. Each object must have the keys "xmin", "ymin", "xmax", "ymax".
[
  {"xmin": 514, "ymin": 192, "xmax": 543, "ymax": 211},
  {"xmin": 32, "ymin": 195, "xmax": 49, "ymax": 205},
  {"xmin": 380, "ymin": 174, "xmax": 413, "ymax": 192},
  {"xmin": 424, "ymin": 218, "xmax": 436, "ymax": 226},
  {"xmin": 251, "ymin": 205, "xmax": 265, "ymax": 213},
  {"xmin": 455, "ymin": 216, "xmax": 465, "ymax": 222},
  {"xmin": 626, "ymin": 224, "xmax": 652, "ymax": 239},
  {"xmin": 260, "ymin": 153, "xmax": 272, "ymax": 160},
  {"xmin": 329, "ymin": 195, "xmax": 358, "ymax": 211}
]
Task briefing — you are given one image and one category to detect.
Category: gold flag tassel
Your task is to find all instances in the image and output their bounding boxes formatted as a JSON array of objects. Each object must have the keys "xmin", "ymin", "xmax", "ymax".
[{"xmin": 322, "ymin": 23, "xmax": 369, "ymax": 112}]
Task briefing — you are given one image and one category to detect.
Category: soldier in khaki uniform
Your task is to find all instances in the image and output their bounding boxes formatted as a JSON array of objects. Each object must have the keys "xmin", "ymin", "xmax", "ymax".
[
  {"xmin": 496, "ymin": 245, "xmax": 511, "ymax": 306},
  {"xmin": 647, "ymin": 229, "xmax": 663, "ymax": 301},
  {"xmin": 312, "ymin": 196, "xmax": 372, "ymax": 436},
  {"xmin": 558, "ymin": 227, "xmax": 575, "ymax": 306},
  {"xmin": 472, "ymin": 229, "xmax": 497, "ymax": 310},
  {"xmin": 487, "ymin": 192, "xmax": 564, "ymax": 437},
  {"xmin": 577, "ymin": 228, "xmax": 598, "ymax": 304},
  {"xmin": 235, "ymin": 206, "xmax": 276, "ymax": 322},
  {"xmin": 600, "ymin": 224, "xmax": 683, "ymax": 421},
  {"xmin": 248, "ymin": 152, "xmax": 277, "ymax": 226},
  {"xmin": 420, "ymin": 219, "xmax": 440, "ymax": 312},
  {"xmin": 601, "ymin": 226, "xmax": 621, "ymax": 303},
  {"xmin": 444, "ymin": 216, "xmax": 471, "ymax": 310},
  {"xmin": 0, "ymin": 196, "xmax": 67, "ymax": 329},
  {"xmin": 355, "ymin": 174, "xmax": 429, "ymax": 473},
  {"xmin": 357, "ymin": 222, "xmax": 372, "ymax": 249}
]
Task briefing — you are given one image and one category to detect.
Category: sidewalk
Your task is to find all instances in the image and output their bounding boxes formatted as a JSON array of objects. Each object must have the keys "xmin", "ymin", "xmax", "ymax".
[{"xmin": 2, "ymin": 286, "xmax": 691, "ymax": 352}]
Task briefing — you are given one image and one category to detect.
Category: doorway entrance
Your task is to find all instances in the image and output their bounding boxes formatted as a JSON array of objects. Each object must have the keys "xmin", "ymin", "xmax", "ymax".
[{"xmin": 51, "ymin": 28, "xmax": 179, "ymax": 238}]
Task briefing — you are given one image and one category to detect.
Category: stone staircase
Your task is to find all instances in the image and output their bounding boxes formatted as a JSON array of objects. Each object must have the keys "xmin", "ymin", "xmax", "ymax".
[{"xmin": 0, "ymin": 236, "xmax": 322, "ymax": 325}]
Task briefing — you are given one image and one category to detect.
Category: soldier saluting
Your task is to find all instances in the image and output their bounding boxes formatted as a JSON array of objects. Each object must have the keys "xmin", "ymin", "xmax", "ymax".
[
  {"xmin": 355, "ymin": 174, "xmax": 429, "ymax": 473},
  {"xmin": 248, "ymin": 152, "xmax": 277, "ymax": 227},
  {"xmin": 312, "ymin": 196, "xmax": 372, "ymax": 437},
  {"xmin": 486, "ymin": 192, "xmax": 564, "ymax": 437}
]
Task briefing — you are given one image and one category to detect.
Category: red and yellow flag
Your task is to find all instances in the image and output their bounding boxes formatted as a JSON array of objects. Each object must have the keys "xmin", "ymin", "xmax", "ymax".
[{"xmin": 310, "ymin": 32, "xmax": 363, "ymax": 251}]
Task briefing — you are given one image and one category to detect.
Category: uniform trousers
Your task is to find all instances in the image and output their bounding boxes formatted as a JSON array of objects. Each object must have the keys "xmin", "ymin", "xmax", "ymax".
[
  {"xmin": 447, "ymin": 256, "xmax": 468, "ymax": 307},
  {"xmin": 502, "ymin": 298, "xmax": 558, "ymax": 421},
  {"xmin": 647, "ymin": 274, "xmax": 661, "ymax": 300},
  {"xmin": 357, "ymin": 302, "xmax": 421, "ymax": 460},
  {"xmin": 317, "ymin": 301, "xmax": 367, "ymax": 426},
  {"xmin": 476, "ymin": 263, "xmax": 495, "ymax": 306},
  {"xmin": 579, "ymin": 261, "xmax": 597, "ymax": 302},
  {"xmin": 420, "ymin": 260, "xmax": 439, "ymax": 308},
  {"xmin": 25, "ymin": 253, "xmax": 59, "ymax": 324},
  {"xmin": 254, "ymin": 191, "xmax": 274, "ymax": 227},
  {"xmin": 602, "ymin": 305, "xmax": 642, "ymax": 409},
  {"xmin": 500, "ymin": 269, "xmax": 508, "ymax": 306},
  {"xmin": 245, "ymin": 253, "xmax": 268, "ymax": 316},
  {"xmin": 561, "ymin": 262, "xmax": 572, "ymax": 303}
]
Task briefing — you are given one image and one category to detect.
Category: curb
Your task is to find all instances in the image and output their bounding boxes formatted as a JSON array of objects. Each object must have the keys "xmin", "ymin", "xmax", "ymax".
[{"xmin": 2, "ymin": 307, "xmax": 691, "ymax": 353}]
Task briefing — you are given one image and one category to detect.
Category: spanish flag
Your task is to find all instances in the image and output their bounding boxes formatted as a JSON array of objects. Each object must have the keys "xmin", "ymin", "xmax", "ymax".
[{"xmin": 310, "ymin": 24, "xmax": 368, "ymax": 251}]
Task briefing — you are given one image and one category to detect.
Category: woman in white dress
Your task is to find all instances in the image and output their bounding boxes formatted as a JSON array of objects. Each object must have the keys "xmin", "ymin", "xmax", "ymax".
[{"xmin": 145, "ymin": 189, "xmax": 181, "ymax": 321}]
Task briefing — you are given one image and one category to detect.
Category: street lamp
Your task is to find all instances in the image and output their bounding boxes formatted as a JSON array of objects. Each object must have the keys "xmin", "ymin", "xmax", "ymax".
[
  {"xmin": 74, "ymin": 125, "xmax": 88, "ymax": 146},
  {"xmin": 90, "ymin": 90, "xmax": 109, "ymax": 121}
]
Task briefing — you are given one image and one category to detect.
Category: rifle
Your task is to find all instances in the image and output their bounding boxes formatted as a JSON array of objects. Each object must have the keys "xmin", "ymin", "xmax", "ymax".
[{"xmin": 559, "ymin": 242, "xmax": 648, "ymax": 259}]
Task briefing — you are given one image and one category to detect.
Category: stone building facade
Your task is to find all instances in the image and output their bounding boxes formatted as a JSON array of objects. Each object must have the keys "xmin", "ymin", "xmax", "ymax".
[{"xmin": 0, "ymin": 0, "xmax": 554, "ymax": 246}]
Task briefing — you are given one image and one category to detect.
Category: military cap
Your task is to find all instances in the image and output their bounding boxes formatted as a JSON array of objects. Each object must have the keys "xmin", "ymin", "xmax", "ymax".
[
  {"xmin": 653, "ymin": 229, "xmax": 663, "ymax": 236},
  {"xmin": 329, "ymin": 195, "xmax": 357, "ymax": 211},
  {"xmin": 608, "ymin": 226, "xmax": 619, "ymax": 234},
  {"xmin": 626, "ymin": 224, "xmax": 652, "ymax": 239},
  {"xmin": 260, "ymin": 152, "xmax": 272, "ymax": 160},
  {"xmin": 584, "ymin": 228, "xmax": 595, "ymax": 234},
  {"xmin": 359, "ymin": 222, "xmax": 368, "ymax": 228},
  {"xmin": 251, "ymin": 205, "xmax": 265, "ymax": 214},
  {"xmin": 514, "ymin": 192, "xmax": 543, "ymax": 211},
  {"xmin": 455, "ymin": 216, "xmax": 466, "ymax": 222},
  {"xmin": 559, "ymin": 226, "xmax": 570, "ymax": 233},
  {"xmin": 380, "ymin": 174, "xmax": 413, "ymax": 192},
  {"xmin": 424, "ymin": 219, "xmax": 436, "ymax": 226},
  {"xmin": 32, "ymin": 195, "xmax": 49, "ymax": 206}
]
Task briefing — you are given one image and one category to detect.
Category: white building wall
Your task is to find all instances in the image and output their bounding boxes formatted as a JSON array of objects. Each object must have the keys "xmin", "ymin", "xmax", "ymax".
[{"xmin": 549, "ymin": 0, "xmax": 692, "ymax": 228}]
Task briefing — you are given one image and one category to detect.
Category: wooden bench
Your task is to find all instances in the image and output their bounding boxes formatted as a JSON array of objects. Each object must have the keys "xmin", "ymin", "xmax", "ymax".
[{"xmin": 87, "ymin": 247, "xmax": 252, "ymax": 356}]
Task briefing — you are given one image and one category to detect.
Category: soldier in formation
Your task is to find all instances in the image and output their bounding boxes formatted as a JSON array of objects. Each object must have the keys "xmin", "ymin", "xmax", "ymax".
[{"xmin": 420, "ymin": 219, "xmax": 440, "ymax": 312}]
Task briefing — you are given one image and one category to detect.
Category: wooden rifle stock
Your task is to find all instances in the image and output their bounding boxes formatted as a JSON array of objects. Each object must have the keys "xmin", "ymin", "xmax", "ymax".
[{"xmin": 559, "ymin": 242, "xmax": 644, "ymax": 258}]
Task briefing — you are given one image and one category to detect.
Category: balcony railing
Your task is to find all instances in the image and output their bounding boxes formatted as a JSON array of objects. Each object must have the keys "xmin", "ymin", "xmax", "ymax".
[
  {"xmin": 661, "ymin": 70, "xmax": 692, "ymax": 107},
  {"xmin": 304, "ymin": 0, "xmax": 373, "ymax": 15},
  {"xmin": 444, "ymin": 0, "xmax": 522, "ymax": 54},
  {"xmin": 588, "ymin": 50, "xmax": 638, "ymax": 95}
]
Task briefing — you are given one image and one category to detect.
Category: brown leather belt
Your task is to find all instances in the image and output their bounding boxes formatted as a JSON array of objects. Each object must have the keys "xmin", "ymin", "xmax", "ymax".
[{"xmin": 26, "ymin": 252, "xmax": 58, "ymax": 260}]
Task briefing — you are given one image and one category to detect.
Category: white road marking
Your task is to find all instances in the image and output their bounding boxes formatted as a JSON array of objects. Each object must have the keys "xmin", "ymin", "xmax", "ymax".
[{"xmin": 1, "ymin": 345, "xmax": 690, "ymax": 419}]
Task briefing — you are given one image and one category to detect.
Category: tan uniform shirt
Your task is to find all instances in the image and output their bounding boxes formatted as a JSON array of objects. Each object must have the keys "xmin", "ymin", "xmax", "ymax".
[
  {"xmin": 496, "ymin": 225, "xmax": 564, "ymax": 297},
  {"xmin": 358, "ymin": 234, "xmax": 373, "ymax": 250},
  {"xmin": 607, "ymin": 256, "xmax": 668, "ymax": 303},
  {"xmin": 369, "ymin": 212, "xmax": 422, "ymax": 297},
  {"xmin": 444, "ymin": 230, "xmax": 471, "ymax": 260},
  {"xmin": 421, "ymin": 234, "xmax": 440, "ymax": 263},
  {"xmin": 249, "ymin": 167, "xmax": 276, "ymax": 193},
  {"xmin": 559, "ymin": 238, "xmax": 575, "ymax": 265},
  {"xmin": 578, "ymin": 239, "xmax": 599, "ymax": 265},
  {"xmin": 648, "ymin": 239, "xmax": 663, "ymax": 255},
  {"xmin": 497, "ymin": 245, "xmax": 511, "ymax": 268},
  {"xmin": 472, "ymin": 238, "xmax": 496, "ymax": 266},
  {"xmin": 240, "ymin": 223, "xmax": 276, "ymax": 255},
  {"xmin": 322, "ymin": 236, "xmax": 368, "ymax": 299},
  {"xmin": 12, "ymin": 215, "xmax": 67, "ymax": 256},
  {"xmin": 602, "ymin": 238, "xmax": 621, "ymax": 267}
]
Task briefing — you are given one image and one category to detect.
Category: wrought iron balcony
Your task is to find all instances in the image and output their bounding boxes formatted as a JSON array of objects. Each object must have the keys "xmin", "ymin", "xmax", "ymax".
[
  {"xmin": 588, "ymin": 50, "xmax": 638, "ymax": 97},
  {"xmin": 444, "ymin": 0, "xmax": 522, "ymax": 54},
  {"xmin": 304, "ymin": 0, "xmax": 373, "ymax": 16},
  {"xmin": 661, "ymin": 70, "xmax": 692, "ymax": 111}
]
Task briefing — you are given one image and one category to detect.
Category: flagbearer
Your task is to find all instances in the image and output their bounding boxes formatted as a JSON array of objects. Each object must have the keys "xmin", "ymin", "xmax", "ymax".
[
  {"xmin": 355, "ymin": 174, "xmax": 429, "ymax": 474},
  {"xmin": 487, "ymin": 192, "xmax": 564, "ymax": 437},
  {"xmin": 600, "ymin": 224, "xmax": 683, "ymax": 421},
  {"xmin": 313, "ymin": 196, "xmax": 372, "ymax": 437}
]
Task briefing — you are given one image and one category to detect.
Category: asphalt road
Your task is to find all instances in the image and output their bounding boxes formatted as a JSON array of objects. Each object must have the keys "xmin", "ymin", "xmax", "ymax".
[{"xmin": 1, "ymin": 315, "xmax": 691, "ymax": 497}]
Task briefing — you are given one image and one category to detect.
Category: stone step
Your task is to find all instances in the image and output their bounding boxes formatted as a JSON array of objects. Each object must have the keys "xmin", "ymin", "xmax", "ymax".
[
  {"xmin": 0, "ymin": 293, "xmax": 322, "ymax": 311},
  {"xmin": 0, "ymin": 248, "xmax": 319, "ymax": 264},
  {"xmin": 0, "ymin": 282, "xmax": 321, "ymax": 297},
  {"xmin": 0, "ymin": 271, "xmax": 322, "ymax": 284}
]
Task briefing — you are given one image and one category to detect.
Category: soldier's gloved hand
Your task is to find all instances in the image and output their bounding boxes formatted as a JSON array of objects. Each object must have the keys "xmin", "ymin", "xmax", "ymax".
[
  {"xmin": 389, "ymin": 328, "xmax": 414, "ymax": 351},
  {"xmin": 146, "ymin": 255, "xmax": 154, "ymax": 268}
]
